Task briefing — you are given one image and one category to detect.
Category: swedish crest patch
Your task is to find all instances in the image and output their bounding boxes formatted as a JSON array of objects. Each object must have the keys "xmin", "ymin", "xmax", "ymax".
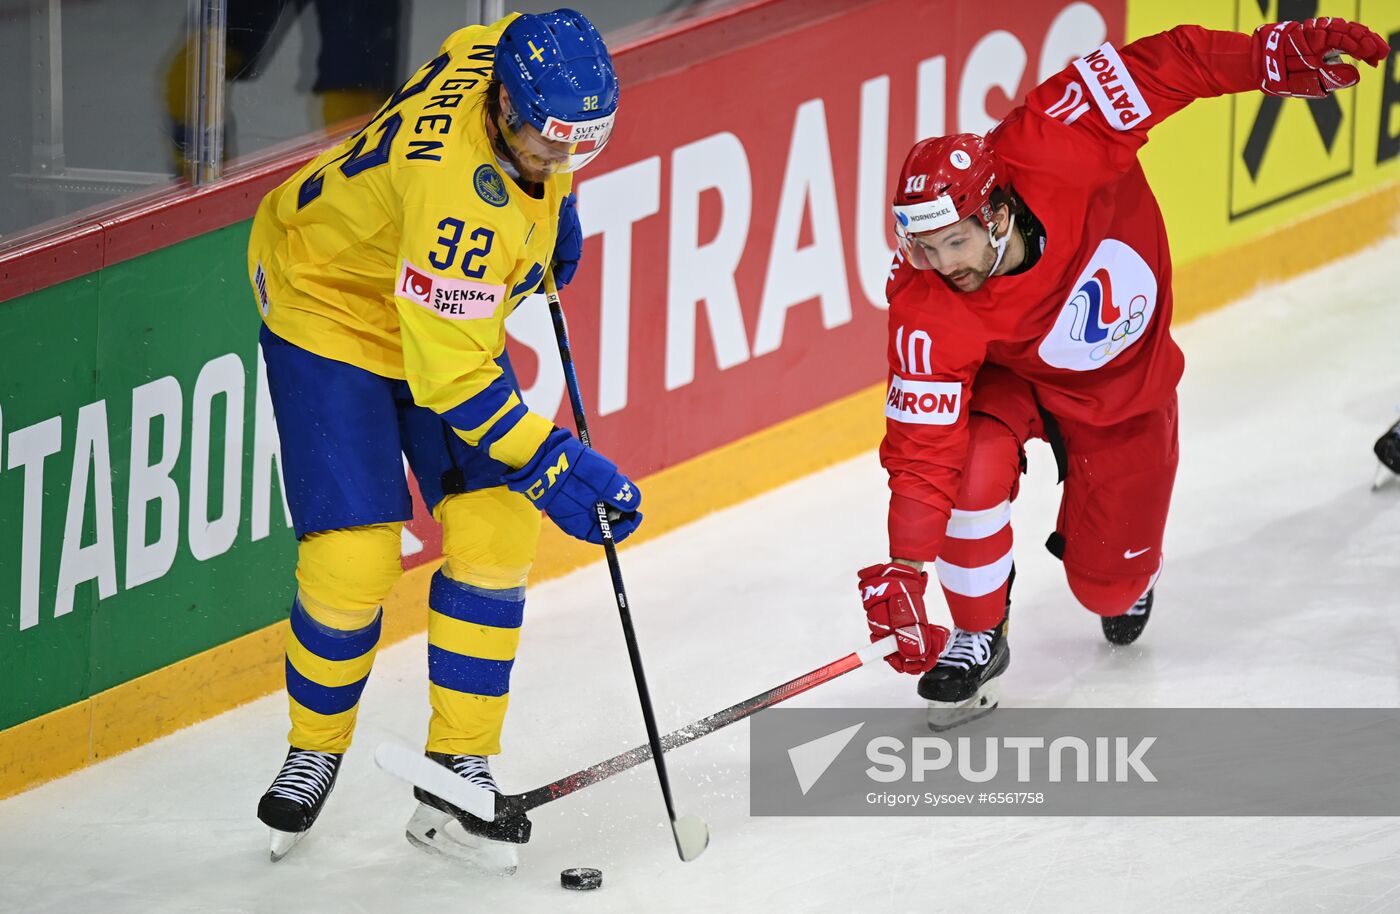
[{"xmin": 473, "ymin": 164, "xmax": 509, "ymax": 208}]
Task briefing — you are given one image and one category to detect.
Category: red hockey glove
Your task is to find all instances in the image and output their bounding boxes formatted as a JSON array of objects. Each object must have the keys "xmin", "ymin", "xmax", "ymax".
[
  {"xmin": 1252, "ymin": 18, "xmax": 1390, "ymax": 99},
  {"xmin": 857, "ymin": 562, "xmax": 950, "ymax": 674}
]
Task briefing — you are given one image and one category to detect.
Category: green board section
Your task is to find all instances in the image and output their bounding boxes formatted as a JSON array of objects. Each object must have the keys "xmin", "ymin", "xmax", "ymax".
[{"xmin": 0, "ymin": 223, "xmax": 298, "ymax": 730}]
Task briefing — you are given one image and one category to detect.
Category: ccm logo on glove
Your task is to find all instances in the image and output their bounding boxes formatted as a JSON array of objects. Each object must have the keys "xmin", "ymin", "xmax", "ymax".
[
  {"xmin": 1252, "ymin": 18, "xmax": 1390, "ymax": 99},
  {"xmin": 506, "ymin": 429, "xmax": 643, "ymax": 545},
  {"xmin": 522, "ymin": 451, "xmax": 571, "ymax": 501}
]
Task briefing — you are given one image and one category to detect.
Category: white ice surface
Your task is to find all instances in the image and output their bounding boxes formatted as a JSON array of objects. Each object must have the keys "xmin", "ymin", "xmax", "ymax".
[{"xmin": 3, "ymin": 237, "xmax": 1400, "ymax": 914}]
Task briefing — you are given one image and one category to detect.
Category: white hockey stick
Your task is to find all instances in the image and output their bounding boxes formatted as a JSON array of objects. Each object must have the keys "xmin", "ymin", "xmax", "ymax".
[{"xmin": 373, "ymin": 742, "xmax": 497, "ymax": 821}]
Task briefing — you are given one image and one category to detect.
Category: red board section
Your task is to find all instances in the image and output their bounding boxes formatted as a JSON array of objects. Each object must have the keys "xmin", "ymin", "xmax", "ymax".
[
  {"xmin": 0, "ymin": 0, "xmax": 1126, "ymax": 572},
  {"xmin": 505, "ymin": 0, "xmax": 1126, "ymax": 480}
]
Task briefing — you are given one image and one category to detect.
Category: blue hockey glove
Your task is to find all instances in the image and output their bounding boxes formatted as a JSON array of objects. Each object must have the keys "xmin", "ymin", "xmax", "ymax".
[
  {"xmin": 552, "ymin": 193, "xmax": 583, "ymax": 287},
  {"xmin": 505, "ymin": 428, "xmax": 642, "ymax": 544}
]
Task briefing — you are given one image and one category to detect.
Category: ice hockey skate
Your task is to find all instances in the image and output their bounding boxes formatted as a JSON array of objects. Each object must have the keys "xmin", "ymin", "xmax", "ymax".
[
  {"xmin": 404, "ymin": 753, "xmax": 531, "ymax": 875},
  {"xmin": 918, "ymin": 612, "xmax": 1010, "ymax": 732},
  {"xmin": 1101, "ymin": 587, "xmax": 1154, "ymax": 645},
  {"xmin": 257, "ymin": 747, "xmax": 344, "ymax": 861},
  {"xmin": 1374, "ymin": 418, "xmax": 1400, "ymax": 489}
]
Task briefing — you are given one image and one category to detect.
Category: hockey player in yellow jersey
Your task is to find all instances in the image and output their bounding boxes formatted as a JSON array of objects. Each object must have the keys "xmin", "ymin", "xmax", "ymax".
[{"xmin": 247, "ymin": 10, "xmax": 639, "ymax": 870}]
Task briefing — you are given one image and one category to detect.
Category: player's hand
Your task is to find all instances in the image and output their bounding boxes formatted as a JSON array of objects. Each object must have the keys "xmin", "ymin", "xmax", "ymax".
[
  {"xmin": 553, "ymin": 193, "xmax": 583, "ymax": 287},
  {"xmin": 1252, "ymin": 18, "xmax": 1390, "ymax": 99},
  {"xmin": 857, "ymin": 562, "xmax": 950, "ymax": 674},
  {"xmin": 505, "ymin": 428, "xmax": 642, "ymax": 544}
]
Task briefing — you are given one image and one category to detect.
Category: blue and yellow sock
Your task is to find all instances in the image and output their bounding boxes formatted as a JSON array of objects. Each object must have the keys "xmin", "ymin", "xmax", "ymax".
[
  {"xmin": 425, "ymin": 569, "xmax": 525, "ymax": 756},
  {"xmin": 284, "ymin": 594, "xmax": 382, "ymax": 753}
]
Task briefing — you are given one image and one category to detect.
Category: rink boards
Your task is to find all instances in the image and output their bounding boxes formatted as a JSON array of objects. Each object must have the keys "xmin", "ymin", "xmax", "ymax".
[{"xmin": 1, "ymin": 0, "xmax": 1398, "ymax": 797}]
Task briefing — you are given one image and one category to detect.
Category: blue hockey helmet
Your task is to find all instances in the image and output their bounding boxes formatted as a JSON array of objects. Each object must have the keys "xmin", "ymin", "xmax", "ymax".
[{"xmin": 494, "ymin": 9, "xmax": 618, "ymax": 176}]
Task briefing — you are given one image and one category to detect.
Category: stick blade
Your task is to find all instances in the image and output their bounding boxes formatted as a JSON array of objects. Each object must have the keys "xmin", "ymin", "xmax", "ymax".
[
  {"xmin": 373, "ymin": 742, "xmax": 497, "ymax": 822},
  {"xmin": 672, "ymin": 814, "xmax": 710, "ymax": 862}
]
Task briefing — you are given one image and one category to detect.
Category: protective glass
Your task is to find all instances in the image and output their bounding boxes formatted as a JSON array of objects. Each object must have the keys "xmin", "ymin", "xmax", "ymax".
[
  {"xmin": 894, "ymin": 222, "xmax": 939, "ymax": 271},
  {"xmin": 498, "ymin": 88, "xmax": 614, "ymax": 177}
]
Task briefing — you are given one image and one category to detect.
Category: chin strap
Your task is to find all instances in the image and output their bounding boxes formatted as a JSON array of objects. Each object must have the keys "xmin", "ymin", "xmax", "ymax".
[
  {"xmin": 987, "ymin": 213, "xmax": 1017, "ymax": 275},
  {"xmin": 495, "ymin": 152, "xmax": 522, "ymax": 181},
  {"xmin": 486, "ymin": 106, "xmax": 525, "ymax": 180},
  {"xmin": 491, "ymin": 126, "xmax": 523, "ymax": 180}
]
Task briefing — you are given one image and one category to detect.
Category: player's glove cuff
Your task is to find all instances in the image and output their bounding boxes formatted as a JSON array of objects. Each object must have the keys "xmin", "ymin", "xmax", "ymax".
[{"xmin": 505, "ymin": 428, "xmax": 643, "ymax": 544}]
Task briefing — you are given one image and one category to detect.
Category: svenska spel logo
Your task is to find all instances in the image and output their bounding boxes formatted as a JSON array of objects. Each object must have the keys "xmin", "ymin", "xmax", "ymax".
[{"xmin": 400, "ymin": 264, "xmax": 434, "ymax": 302}]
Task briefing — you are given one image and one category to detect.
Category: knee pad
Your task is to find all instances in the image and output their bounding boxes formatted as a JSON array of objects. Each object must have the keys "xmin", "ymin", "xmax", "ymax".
[
  {"xmin": 437, "ymin": 487, "xmax": 541, "ymax": 590},
  {"xmin": 297, "ymin": 589, "xmax": 382, "ymax": 632},
  {"xmin": 958, "ymin": 414, "xmax": 1025, "ymax": 509},
  {"xmin": 1066, "ymin": 568, "xmax": 1152, "ymax": 617},
  {"xmin": 297, "ymin": 523, "xmax": 404, "ymax": 620}
]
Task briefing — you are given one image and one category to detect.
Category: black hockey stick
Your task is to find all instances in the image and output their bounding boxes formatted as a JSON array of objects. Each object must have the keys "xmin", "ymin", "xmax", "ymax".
[
  {"xmin": 541, "ymin": 270, "xmax": 708, "ymax": 862},
  {"xmin": 505, "ymin": 635, "xmax": 897, "ymax": 814}
]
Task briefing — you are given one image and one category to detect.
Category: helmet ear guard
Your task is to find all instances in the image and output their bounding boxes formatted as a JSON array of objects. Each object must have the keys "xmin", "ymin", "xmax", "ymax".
[{"xmin": 987, "ymin": 211, "xmax": 1016, "ymax": 275}]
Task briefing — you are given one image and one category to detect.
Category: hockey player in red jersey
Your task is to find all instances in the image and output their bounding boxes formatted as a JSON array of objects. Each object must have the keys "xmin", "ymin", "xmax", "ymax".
[{"xmin": 856, "ymin": 18, "xmax": 1390, "ymax": 729}]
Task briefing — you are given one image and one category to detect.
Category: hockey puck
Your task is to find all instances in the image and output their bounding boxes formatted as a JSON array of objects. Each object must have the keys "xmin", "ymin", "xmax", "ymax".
[{"xmin": 561, "ymin": 867, "xmax": 603, "ymax": 890}]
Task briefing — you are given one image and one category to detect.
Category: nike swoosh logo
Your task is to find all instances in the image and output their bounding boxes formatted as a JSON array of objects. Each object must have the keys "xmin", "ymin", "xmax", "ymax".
[{"xmin": 1123, "ymin": 547, "xmax": 1151, "ymax": 559}]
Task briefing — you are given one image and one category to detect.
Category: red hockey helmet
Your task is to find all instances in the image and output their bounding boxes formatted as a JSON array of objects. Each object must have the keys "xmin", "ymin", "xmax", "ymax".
[{"xmin": 892, "ymin": 134, "xmax": 1003, "ymax": 270}]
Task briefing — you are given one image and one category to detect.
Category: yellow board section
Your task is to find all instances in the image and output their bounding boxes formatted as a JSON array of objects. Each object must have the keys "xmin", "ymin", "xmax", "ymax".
[
  {"xmin": 1175, "ymin": 180, "xmax": 1400, "ymax": 322},
  {"xmin": 1130, "ymin": 0, "xmax": 1400, "ymax": 267}
]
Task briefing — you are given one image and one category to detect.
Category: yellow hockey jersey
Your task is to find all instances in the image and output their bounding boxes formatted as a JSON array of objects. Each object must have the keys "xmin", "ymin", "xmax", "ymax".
[{"xmin": 248, "ymin": 15, "xmax": 567, "ymax": 469}]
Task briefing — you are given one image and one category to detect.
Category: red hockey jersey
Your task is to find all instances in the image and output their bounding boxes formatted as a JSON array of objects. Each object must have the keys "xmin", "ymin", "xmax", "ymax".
[{"xmin": 883, "ymin": 26, "xmax": 1257, "ymax": 561}]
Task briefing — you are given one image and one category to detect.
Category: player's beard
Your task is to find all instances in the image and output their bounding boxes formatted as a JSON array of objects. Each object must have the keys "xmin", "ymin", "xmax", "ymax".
[
  {"xmin": 486, "ymin": 105, "xmax": 550, "ymax": 186},
  {"xmin": 940, "ymin": 243, "xmax": 999, "ymax": 293}
]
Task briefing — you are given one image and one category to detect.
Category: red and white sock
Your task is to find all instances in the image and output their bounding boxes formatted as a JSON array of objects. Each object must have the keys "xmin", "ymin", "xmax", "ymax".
[{"xmin": 935, "ymin": 498, "xmax": 1013, "ymax": 632}]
